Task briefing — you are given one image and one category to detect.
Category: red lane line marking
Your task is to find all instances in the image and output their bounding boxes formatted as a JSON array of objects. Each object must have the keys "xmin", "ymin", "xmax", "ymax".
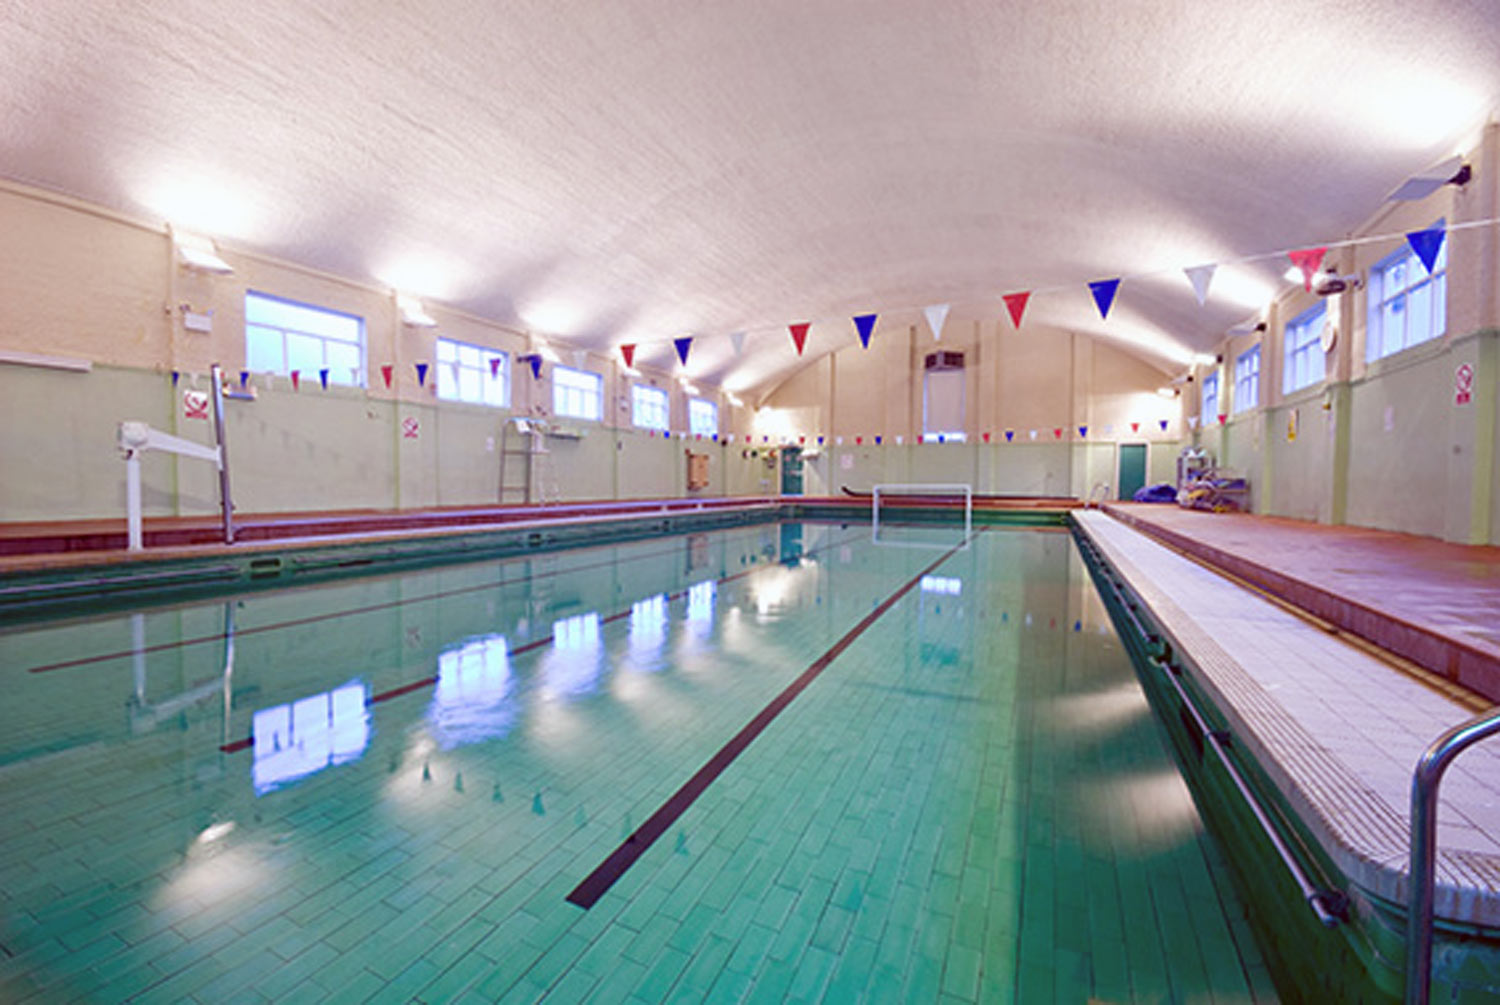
[
  {"xmin": 29, "ymin": 526, "xmax": 775, "ymax": 674},
  {"xmin": 215, "ymin": 530, "xmax": 865, "ymax": 754}
]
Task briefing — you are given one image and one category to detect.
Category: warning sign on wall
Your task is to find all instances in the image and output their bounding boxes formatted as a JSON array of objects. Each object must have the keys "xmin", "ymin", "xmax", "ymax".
[
  {"xmin": 183, "ymin": 390, "xmax": 210, "ymax": 420},
  {"xmin": 1456, "ymin": 362, "xmax": 1474, "ymax": 405},
  {"xmin": 402, "ymin": 417, "xmax": 420, "ymax": 439}
]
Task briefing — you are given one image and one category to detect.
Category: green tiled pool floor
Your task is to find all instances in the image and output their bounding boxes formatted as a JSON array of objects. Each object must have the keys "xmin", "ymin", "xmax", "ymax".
[{"xmin": 0, "ymin": 523, "xmax": 1276, "ymax": 1002}]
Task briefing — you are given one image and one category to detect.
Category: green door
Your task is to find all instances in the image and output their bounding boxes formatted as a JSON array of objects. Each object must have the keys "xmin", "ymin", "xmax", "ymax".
[
  {"xmin": 780, "ymin": 446, "xmax": 804, "ymax": 495},
  {"xmin": 1118, "ymin": 443, "xmax": 1147, "ymax": 501}
]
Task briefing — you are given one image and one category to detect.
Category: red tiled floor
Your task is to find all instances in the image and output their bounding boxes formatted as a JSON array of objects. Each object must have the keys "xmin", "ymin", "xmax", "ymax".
[{"xmin": 1104, "ymin": 503, "xmax": 1500, "ymax": 703}]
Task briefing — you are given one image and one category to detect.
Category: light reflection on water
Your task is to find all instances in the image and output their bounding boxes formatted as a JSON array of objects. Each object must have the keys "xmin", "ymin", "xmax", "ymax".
[
  {"xmin": 252, "ymin": 681, "xmax": 369, "ymax": 794},
  {"xmin": 428, "ymin": 635, "xmax": 516, "ymax": 749}
]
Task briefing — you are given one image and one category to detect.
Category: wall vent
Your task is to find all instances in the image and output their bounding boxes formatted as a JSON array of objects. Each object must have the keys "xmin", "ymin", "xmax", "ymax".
[{"xmin": 924, "ymin": 351, "xmax": 965, "ymax": 371}]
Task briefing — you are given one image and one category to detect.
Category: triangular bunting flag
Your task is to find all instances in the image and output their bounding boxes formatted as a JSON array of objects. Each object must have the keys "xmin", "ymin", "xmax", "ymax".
[
  {"xmin": 674, "ymin": 337, "xmax": 693, "ymax": 366},
  {"xmin": 729, "ymin": 331, "xmax": 746, "ymax": 355},
  {"xmin": 290, "ymin": 370, "xmax": 301, "ymax": 391},
  {"xmin": 1189, "ymin": 416, "xmax": 1200, "ymax": 429},
  {"xmin": 239, "ymin": 370, "xmax": 249, "ymax": 389},
  {"xmin": 171, "ymin": 370, "xmax": 180, "ymax": 387},
  {"xmin": 620, "ymin": 344, "xmax": 636, "ymax": 369},
  {"xmin": 853, "ymin": 313, "xmax": 877, "ymax": 349},
  {"xmin": 923, "ymin": 304, "xmax": 950, "ymax": 341},
  {"xmin": 1089, "ymin": 279, "xmax": 1121, "ymax": 319},
  {"xmin": 319, "ymin": 368, "xmax": 329, "ymax": 390},
  {"xmin": 528, "ymin": 355, "xmax": 542, "ymax": 380},
  {"xmin": 1078, "ymin": 425, "xmax": 1088, "ymax": 438},
  {"xmin": 1406, "ymin": 226, "xmax": 1446, "ymax": 276},
  {"xmin": 381, "ymin": 364, "xmax": 394, "ymax": 388},
  {"xmin": 917, "ymin": 435, "xmax": 924, "ymax": 444},
  {"xmin": 982, "ymin": 432, "xmax": 991, "ymax": 443},
  {"xmin": 1287, "ymin": 247, "xmax": 1327, "ymax": 291},
  {"xmin": 1218, "ymin": 413, "xmax": 1227, "ymax": 425},
  {"xmin": 1054, "ymin": 428, "xmax": 1063, "ymax": 439},
  {"xmin": 1159, "ymin": 419, "xmax": 1169, "ymax": 431},
  {"xmin": 1005, "ymin": 430, "xmax": 1014, "ymax": 442},
  {"xmin": 415, "ymin": 362, "xmax": 429, "ymax": 387},
  {"xmin": 1029, "ymin": 430, "xmax": 1037, "ymax": 440},
  {"xmin": 1002, "ymin": 292, "xmax": 1030, "ymax": 330},
  {"xmin": 350, "ymin": 367, "xmax": 360, "ymax": 384},
  {"xmin": 1184, "ymin": 264, "xmax": 1216, "ymax": 306},
  {"xmin": 490, "ymin": 357, "xmax": 503, "ymax": 378},
  {"xmin": 1131, "ymin": 421, "xmax": 1140, "ymax": 432},
  {"xmin": 789, "ymin": 323, "xmax": 810, "ymax": 355}
]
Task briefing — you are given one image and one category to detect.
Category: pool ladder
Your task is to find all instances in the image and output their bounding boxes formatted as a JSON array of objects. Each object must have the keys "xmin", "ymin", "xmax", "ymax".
[{"xmin": 1407, "ymin": 707, "xmax": 1500, "ymax": 1005}]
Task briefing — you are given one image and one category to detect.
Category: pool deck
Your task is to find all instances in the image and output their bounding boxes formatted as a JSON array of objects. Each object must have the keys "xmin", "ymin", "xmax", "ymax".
[
  {"xmin": 1075, "ymin": 509, "xmax": 1500, "ymax": 930},
  {"xmin": 1102, "ymin": 502, "xmax": 1500, "ymax": 705}
]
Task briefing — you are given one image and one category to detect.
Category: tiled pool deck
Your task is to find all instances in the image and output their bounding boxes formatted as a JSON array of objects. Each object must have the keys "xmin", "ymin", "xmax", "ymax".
[{"xmin": 1075, "ymin": 510, "xmax": 1500, "ymax": 927}]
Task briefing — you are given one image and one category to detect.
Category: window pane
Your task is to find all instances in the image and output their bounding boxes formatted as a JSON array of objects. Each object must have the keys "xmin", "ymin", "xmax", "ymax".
[
  {"xmin": 1408, "ymin": 281, "xmax": 1433, "ymax": 347},
  {"xmin": 247, "ymin": 326, "xmax": 283, "ymax": 372},
  {"xmin": 458, "ymin": 365, "xmax": 480, "ymax": 402},
  {"xmin": 326, "ymin": 341, "xmax": 360, "ymax": 384},
  {"xmin": 286, "ymin": 332, "xmax": 324, "ymax": 374}
]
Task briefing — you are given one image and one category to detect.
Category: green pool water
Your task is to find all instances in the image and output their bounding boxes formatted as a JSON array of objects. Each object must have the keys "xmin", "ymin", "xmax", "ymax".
[{"xmin": 0, "ymin": 521, "xmax": 1275, "ymax": 1003}]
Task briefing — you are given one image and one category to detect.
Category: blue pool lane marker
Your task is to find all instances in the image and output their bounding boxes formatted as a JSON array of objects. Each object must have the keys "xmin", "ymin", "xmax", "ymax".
[{"xmin": 564, "ymin": 532, "xmax": 978, "ymax": 910}]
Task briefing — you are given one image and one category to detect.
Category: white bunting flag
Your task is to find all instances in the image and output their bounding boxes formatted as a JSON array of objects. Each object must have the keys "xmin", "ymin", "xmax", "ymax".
[
  {"xmin": 729, "ymin": 331, "xmax": 747, "ymax": 355},
  {"xmin": 924, "ymin": 304, "xmax": 950, "ymax": 341},
  {"xmin": 1184, "ymin": 264, "xmax": 1216, "ymax": 306}
]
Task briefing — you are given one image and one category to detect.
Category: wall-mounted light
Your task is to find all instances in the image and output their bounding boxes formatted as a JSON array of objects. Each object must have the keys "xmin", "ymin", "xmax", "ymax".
[
  {"xmin": 678, "ymin": 375, "xmax": 698, "ymax": 395},
  {"xmin": 535, "ymin": 344, "xmax": 561, "ymax": 364},
  {"xmin": 1156, "ymin": 387, "xmax": 1180, "ymax": 399},
  {"xmin": 174, "ymin": 230, "xmax": 233, "ymax": 274},
  {"xmin": 396, "ymin": 293, "xmax": 437, "ymax": 328},
  {"xmin": 726, "ymin": 393, "xmax": 743, "ymax": 408}
]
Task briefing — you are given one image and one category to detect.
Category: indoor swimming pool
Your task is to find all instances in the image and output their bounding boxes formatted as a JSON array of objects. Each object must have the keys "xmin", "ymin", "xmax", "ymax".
[{"xmin": 0, "ymin": 521, "xmax": 1274, "ymax": 1003}]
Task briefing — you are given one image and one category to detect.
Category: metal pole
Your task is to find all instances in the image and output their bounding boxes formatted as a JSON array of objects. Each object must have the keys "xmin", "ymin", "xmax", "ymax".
[
  {"xmin": 126, "ymin": 452, "xmax": 144, "ymax": 551},
  {"xmin": 209, "ymin": 364, "xmax": 235, "ymax": 544},
  {"xmin": 1407, "ymin": 707, "xmax": 1500, "ymax": 1005}
]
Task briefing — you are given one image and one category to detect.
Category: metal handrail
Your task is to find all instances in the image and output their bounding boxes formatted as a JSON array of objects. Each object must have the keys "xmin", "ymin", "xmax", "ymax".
[
  {"xmin": 1406, "ymin": 707, "xmax": 1500, "ymax": 1005},
  {"xmin": 1075, "ymin": 528, "xmax": 1344, "ymax": 928}
]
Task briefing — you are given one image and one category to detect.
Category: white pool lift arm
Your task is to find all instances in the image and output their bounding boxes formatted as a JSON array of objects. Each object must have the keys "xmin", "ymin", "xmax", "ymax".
[{"xmin": 118, "ymin": 363, "xmax": 236, "ymax": 550}]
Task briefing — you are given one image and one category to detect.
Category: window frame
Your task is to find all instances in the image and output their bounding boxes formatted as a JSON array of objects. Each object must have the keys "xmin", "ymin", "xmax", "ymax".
[
  {"xmin": 552, "ymin": 364, "xmax": 603, "ymax": 421},
  {"xmin": 922, "ymin": 368, "xmax": 967, "ymax": 440},
  {"xmin": 1283, "ymin": 302, "xmax": 1327, "ymax": 395},
  {"xmin": 1366, "ymin": 221, "xmax": 1447, "ymax": 363},
  {"xmin": 632, "ymin": 384, "xmax": 669, "ymax": 431},
  {"xmin": 688, "ymin": 397, "xmax": 718, "ymax": 438},
  {"xmin": 1200, "ymin": 370, "xmax": 1220, "ymax": 428},
  {"xmin": 245, "ymin": 290, "xmax": 366, "ymax": 387},
  {"xmin": 1232, "ymin": 344, "xmax": 1260, "ymax": 415},
  {"xmin": 436, "ymin": 337, "xmax": 509, "ymax": 408}
]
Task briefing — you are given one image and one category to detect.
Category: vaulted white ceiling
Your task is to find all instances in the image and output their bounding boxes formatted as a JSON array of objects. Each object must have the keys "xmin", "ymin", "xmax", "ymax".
[{"xmin": 4, "ymin": 1, "xmax": 1499, "ymax": 392}]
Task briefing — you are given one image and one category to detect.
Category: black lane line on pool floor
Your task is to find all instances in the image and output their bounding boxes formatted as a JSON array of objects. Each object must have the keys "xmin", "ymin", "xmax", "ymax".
[
  {"xmin": 565, "ymin": 530, "xmax": 977, "ymax": 910},
  {"xmin": 26, "ymin": 524, "xmax": 796, "ymax": 675},
  {"xmin": 216, "ymin": 528, "xmax": 871, "ymax": 753}
]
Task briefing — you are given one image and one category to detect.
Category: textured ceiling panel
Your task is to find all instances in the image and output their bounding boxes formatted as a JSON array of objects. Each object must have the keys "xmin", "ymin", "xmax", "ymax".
[{"xmin": 3, "ymin": 0, "xmax": 1499, "ymax": 390}]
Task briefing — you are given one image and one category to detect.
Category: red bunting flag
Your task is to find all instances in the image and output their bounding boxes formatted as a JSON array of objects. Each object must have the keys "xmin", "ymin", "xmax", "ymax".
[
  {"xmin": 789, "ymin": 323, "xmax": 810, "ymax": 355},
  {"xmin": 855, "ymin": 436, "xmax": 862, "ymax": 445},
  {"xmin": 620, "ymin": 344, "xmax": 636, "ymax": 369},
  {"xmin": 1287, "ymin": 247, "xmax": 1327, "ymax": 291},
  {"xmin": 490, "ymin": 357, "xmax": 503, "ymax": 378},
  {"xmin": 1131, "ymin": 422, "xmax": 1140, "ymax": 432},
  {"xmin": 982, "ymin": 432, "xmax": 991, "ymax": 443},
  {"xmin": 290, "ymin": 370, "xmax": 301, "ymax": 391},
  {"xmin": 1054, "ymin": 428, "xmax": 1063, "ymax": 440},
  {"xmin": 1218, "ymin": 413, "xmax": 1227, "ymax": 425},
  {"xmin": 1002, "ymin": 292, "xmax": 1031, "ymax": 330},
  {"xmin": 917, "ymin": 435, "xmax": 924, "ymax": 444},
  {"xmin": 381, "ymin": 364, "xmax": 394, "ymax": 388}
]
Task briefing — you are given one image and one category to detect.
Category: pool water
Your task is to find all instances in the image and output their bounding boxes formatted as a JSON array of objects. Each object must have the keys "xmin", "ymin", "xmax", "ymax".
[{"xmin": 0, "ymin": 521, "xmax": 1276, "ymax": 1003}]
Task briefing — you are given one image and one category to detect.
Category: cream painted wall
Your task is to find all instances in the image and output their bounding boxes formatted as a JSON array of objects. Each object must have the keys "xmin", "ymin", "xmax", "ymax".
[
  {"xmin": 0, "ymin": 184, "xmax": 762, "ymax": 521},
  {"xmin": 1185, "ymin": 124, "xmax": 1500, "ymax": 542}
]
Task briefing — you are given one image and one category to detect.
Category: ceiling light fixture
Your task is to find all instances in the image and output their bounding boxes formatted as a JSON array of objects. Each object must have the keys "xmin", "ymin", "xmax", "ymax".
[
  {"xmin": 173, "ymin": 230, "xmax": 233, "ymax": 274},
  {"xmin": 396, "ymin": 293, "xmax": 437, "ymax": 328}
]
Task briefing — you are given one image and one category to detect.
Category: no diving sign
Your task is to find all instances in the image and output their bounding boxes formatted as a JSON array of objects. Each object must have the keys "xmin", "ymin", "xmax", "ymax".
[
  {"xmin": 1456, "ymin": 363, "xmax": 1474, "ymax": 406},
  {"xmin": 183, "ymin": 389, "xmax": 210, "ymax": 420}
]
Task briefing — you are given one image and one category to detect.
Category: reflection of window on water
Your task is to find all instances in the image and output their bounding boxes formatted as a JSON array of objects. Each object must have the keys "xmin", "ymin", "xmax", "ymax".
[
  {"xmin": 429, "ymin": 635, "xmax": 515, "ymax": 749},
  {"xmin": 921, "ymin": 575, "xmax": 962, "ymax": 595},
  {"xmin": 545, "ymin": 612, "xmax": 602, "ymax": 697},
  {"xmin": 252, "ymin": 682, "xmax": 369, "ymax": 794},
  {"xmin": 687, "ymin": 580, "xmax": 716, "ymax": 629},
  {"xmin": 630, "ymin": 595, "xmax": 669, "ymax": 662}
]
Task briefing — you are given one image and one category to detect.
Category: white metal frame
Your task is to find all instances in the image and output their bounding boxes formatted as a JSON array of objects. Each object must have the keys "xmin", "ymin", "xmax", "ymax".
[{"xmin": 871, "ymin": 482, "xmax": 972, "ymax": 546}]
